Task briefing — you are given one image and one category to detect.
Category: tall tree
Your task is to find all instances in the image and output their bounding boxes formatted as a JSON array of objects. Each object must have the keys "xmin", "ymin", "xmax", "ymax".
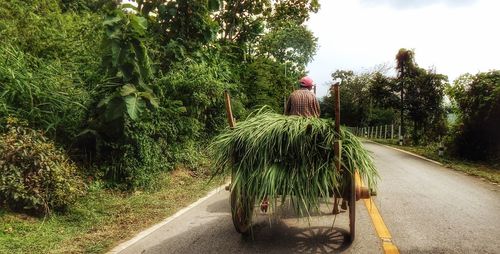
[
  {"xmin": 395, "ymin": 48, "xmax": 418, "ymax": 142},
  {"xmin": 405, "ymin": 68, "xmax": 447, "ymax": 144}
]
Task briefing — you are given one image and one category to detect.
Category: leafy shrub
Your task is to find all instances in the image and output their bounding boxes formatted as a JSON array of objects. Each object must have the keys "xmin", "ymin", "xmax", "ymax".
[{"xmin": 0, "ymin": 118, "xmax": 84, "ymax": 214}]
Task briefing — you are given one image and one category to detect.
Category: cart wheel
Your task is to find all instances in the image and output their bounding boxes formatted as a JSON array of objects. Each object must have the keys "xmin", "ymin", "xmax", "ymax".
[
  {"xmin": 230, "ymin": 186, "xmax": 253, "ymax": 235},
  {"xmin": 348, "ymin": 170, "xmax": 356, "ymax": 242}
]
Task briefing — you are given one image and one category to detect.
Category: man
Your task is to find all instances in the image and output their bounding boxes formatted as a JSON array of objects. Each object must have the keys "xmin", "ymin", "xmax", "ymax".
[
  {"xmin": 285, "ymin": 76, "xmax": 320, "ymax": 117},
  {"xmin": 261, "ymin": 76, "xmax": 321, "ymax": 213}
]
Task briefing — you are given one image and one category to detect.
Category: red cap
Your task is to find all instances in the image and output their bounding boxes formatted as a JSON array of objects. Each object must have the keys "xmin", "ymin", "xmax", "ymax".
[{"xmin": 299, "ymin": 76, "xmax": 314, "ymax": 87}]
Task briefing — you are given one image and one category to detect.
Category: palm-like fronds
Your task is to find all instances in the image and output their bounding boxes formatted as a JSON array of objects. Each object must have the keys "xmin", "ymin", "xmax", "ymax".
[{"xmin": 211, "ymin": 108, "xmax": 378, "ymax": 218}]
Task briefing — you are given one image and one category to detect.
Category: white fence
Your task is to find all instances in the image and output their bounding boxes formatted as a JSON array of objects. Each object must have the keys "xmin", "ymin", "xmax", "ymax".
[
  {"xmin": 347, "ymin": 125, "xmax": 445, "ymax": 156},
  {"xmin": 346, "ymin": 125, "xmax": 403, "ymax": 144}
]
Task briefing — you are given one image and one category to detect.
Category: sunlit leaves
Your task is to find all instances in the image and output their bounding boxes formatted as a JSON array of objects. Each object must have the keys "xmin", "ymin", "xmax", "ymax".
[
  {"xmin": 258, "ymin": 21, "xmax": 317, "ymax": 73},
  {"xmin": 124, "ymin": 95, "xmax": 146, "ymax": 120}
]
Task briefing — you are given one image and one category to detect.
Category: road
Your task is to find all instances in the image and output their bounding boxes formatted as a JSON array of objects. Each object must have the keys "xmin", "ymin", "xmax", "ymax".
[{"xmin": 113, "ymin": 142, "xmax": 500, "ymax": 254}]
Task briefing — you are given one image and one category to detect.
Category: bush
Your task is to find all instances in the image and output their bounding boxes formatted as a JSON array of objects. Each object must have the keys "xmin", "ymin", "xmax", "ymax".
[{"xmin": 0, "ymin": 118, "xmax": 84, "ymax": 214}]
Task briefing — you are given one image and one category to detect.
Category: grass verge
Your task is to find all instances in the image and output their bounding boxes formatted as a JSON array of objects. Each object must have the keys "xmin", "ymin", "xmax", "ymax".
[
  {"xmin": 0, "ymin": 168, "xmax": 225, "ymax": 254},
  {"xmin": 368, "ymin": 138, "xmax": 500, "ymax": 184}
]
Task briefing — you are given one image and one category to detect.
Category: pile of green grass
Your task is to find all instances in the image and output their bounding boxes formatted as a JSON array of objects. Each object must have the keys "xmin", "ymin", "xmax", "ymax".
[{"xmin": 211, "ymin": 109, "xmax": 378, "ymax": 217}]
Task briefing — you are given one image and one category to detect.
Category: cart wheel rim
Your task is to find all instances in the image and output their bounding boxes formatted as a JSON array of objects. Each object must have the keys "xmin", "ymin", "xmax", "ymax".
[
  {"xmin": 230, "ymin": 189, "xmax": 253, "ymax": 234},
  {"xmin": 349, "ymin": 170, "xmax": 356, "ymax": 242}
]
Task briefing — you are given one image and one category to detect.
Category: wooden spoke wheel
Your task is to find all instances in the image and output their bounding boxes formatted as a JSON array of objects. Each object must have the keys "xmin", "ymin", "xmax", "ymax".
[
  {"xmin": 230, "ymin": 184, "xmax": 254, "ymax": 235},
  {"xmin": 348, "ymin": 170, "xmax": 356, "ymax": 243}
]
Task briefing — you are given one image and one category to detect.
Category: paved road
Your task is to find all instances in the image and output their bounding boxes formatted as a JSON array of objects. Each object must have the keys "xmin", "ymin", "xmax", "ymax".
[
  {"xmin": 115, "ymin": 142, "xmax": 500, "ymax": 254},
  {"xmin": 366, "ymin": 142, "xmax": 500, "ymax": 253}
]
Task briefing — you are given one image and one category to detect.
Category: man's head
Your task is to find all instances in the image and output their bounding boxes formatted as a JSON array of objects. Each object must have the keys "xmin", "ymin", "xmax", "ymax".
[{"xmin": 299, "ymin": 76, "xmax": 314, "ymax": 90}]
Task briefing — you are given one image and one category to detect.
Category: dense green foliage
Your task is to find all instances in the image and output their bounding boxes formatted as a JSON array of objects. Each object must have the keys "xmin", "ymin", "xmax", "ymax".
[
  {"xmin": 211, "ymin": 109, "xmax": 377, "ymax": 218},
  {"xmin": 321, "ymin": 49, "xmax": 498, "ymax": 163},
  {"xmin": 0, "ymin": 45, "xmax": 89, "ymax": 139},
  {"xmin": 0, "ymin": 0, "xmax": 320, "ymax": 203},
  {"xmin": 322, "ymin": 49, "xmax": 448, "ymax": 145},
  {"xmin": 0, "ymin": 118, "xmax": 84, "ymax": 215},
  {"xmin": 321, "ymin": 70, "xmax": 398, "ymax": 126},
  {"xmin": 447, "ymin": 71, "xmax": 500, "ymax": 162},
  {"xmin": 0, "ymin": 0, "xmax": 101, "ymax": 140}
]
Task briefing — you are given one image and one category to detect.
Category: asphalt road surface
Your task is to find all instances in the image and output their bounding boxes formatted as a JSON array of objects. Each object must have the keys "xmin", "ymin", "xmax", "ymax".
[{"xmin": 114, "ymin": 142, "xmax": 500, "ymax": 254}]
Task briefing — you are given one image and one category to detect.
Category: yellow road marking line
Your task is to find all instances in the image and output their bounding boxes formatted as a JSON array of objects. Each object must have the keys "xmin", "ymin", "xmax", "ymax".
[{"xmin": 363, "ymin": 198, "xmax": 400, "ymax": 254}]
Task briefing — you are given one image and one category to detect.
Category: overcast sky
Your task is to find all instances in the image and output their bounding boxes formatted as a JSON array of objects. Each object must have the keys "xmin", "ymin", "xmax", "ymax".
[{"xmin": 306, "ymin": 0, "xmax": 500, "ymax": 97}]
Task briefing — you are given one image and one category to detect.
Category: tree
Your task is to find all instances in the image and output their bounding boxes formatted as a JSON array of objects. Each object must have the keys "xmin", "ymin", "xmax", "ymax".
[
  {"xmin": 258, "ymin": 21, "xmax": 317, "ymax": 73},
  {"xmin": 268, "ymin": 0, "xmax": 320, "ymax": 27},
  {"xmin": 405, "ymin": 68, "xmax": 447, "ymax": 144},
  {"xmin": 325, "ymin": 70, "xmax": 371, "ymax": 126},
  {"xmin": 447, "ymin": 70, "xmax": 500, "ymax": 162},
  {"xmin": 88, "ymin": 6, "xmax": 158, "ymax": 141},
  {"xmin": 369, "ymin": 72, "xmax": 398, "ymax": 109},
  {"xmin": 395, "ymin": 48, "xmax": 418, "ymax": 141},
  {"xmin": 215, "ymin": 0, "xmax": 270, "ymax": 44},
  {"xmin": 240, "ymin": 56, "xmax": 294, "ymax": 112},
  {"xmin": 161, "ymin": 0, "xmax": 218, "ymax": 50}
]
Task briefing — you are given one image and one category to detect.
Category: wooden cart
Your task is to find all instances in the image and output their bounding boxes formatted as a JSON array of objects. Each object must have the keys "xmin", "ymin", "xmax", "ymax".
[{"xmin": 224, "ymin": 82, "xmax": 371, "ymax": 242}]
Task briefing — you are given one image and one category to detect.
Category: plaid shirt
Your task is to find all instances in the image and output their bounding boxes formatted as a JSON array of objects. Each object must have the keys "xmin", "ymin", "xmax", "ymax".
[{"xmin": 285, "ymin": 88, "xmax": 320, "ymax": 117}]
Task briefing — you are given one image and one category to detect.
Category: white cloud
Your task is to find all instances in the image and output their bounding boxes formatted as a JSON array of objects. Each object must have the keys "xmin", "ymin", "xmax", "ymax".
[{"xmin": 306, "ymin": 0, "xmax": 500, "ymax": 97}]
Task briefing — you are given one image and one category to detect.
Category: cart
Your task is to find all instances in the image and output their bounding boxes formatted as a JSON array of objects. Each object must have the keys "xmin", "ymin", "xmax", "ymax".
[{"xmin": 223, "ymin": 82, "xmax": 371, "ymax": 242}]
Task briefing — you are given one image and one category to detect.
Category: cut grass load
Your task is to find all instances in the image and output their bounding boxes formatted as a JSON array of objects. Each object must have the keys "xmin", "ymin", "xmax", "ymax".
[{"xmin": 211, "ymin": 109, "xmax": 378, "ymax": 219}]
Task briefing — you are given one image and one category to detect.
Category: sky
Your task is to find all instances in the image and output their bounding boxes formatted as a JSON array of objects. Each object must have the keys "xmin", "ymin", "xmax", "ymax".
[{"xmin": 306, "ymin": 0, "xmax": 500, "ymax": 97}]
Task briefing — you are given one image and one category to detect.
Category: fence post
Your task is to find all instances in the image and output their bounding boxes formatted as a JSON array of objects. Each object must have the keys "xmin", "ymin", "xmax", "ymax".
[
  {"xmin": 438, "ymin": 138, "xmax": 444, "ymax": 156},
  {"xmin": 398, "ymin": 125, "xmax": 403, "ymax": 145},
  {"xmin": 384, "ymin": 125, "xmax": 387, "ymax": 139},
  {"xmin": 391, "ymin": 124, "xmax": 394, "ymax": 139},
  {"xmin": 379, "ymin": 126, "xmax": 383, "ymax": 139}
]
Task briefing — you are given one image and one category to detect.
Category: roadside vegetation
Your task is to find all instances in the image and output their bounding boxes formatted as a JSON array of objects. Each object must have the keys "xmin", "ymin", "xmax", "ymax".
[
  {"xmin": 0, "ymin": 168, "xmax": 224, "ymax": 254},
  {"xmin": 1, "ymin": 0, "xmax": 498, "ymax": 253},
  {"xmin": 0, "ymin": 0, "xmax": 319, "ymax": 253},
  {"xmin": 320, "ymin": 50, "xmax": 499, "ymax": 171}
]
